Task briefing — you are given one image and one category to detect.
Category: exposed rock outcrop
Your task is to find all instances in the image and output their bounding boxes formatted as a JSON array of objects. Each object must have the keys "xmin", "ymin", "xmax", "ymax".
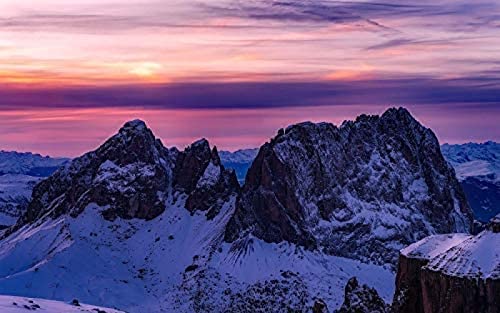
[
  {"xmin": 393, "ymin": 215, "xmax": 500, "ymax": 313},
  {"xmin": 5, "ymin": 120, "xmax": 238, "ymax": 236},
  {"xmin": 336, "ymin": 277, "xmax": 389, "ymax": 313},
  {"xmin": 225, "ymin": 107, "xmax": 473, "ymax": 266}
]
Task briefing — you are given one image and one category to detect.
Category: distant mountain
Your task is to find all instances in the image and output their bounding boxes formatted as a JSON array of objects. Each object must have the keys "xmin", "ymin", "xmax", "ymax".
[
  {"xmin": 0, "ymin": 151, "xmax": 69, "ymax": 177},
  {"xmin": 219, "ymin": 149, "xmax": 258, "ymax": 183},
  {"xmin": 0, "ymin": 152, "xmax": 68, "ymax": 228},
  {"xmin": 0, "ymin": 110, "xmax": 476, "ymax": 312},
  {"xmin": 441, "ymin": 141, "xmax": 500, "ymax": 223}
]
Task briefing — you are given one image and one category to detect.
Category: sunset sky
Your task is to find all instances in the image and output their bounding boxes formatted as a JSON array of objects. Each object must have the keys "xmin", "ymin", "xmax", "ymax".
[{"xmin": 1, "ymin": 0, "xmax": 499, "ymax": 156}]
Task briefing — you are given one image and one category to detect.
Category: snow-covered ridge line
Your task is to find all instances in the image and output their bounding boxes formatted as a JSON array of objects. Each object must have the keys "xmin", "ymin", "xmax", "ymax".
[
  {"xmin": 441, "ymin": 141, "xmax": 500, "ymax": 182},
  {"xmin": 0, "ymin": 151, "xmax": 69, "ymax": 176},
  {"xmin": 0, "ymin": 294, "xmax": 124, "ymax": 312}
]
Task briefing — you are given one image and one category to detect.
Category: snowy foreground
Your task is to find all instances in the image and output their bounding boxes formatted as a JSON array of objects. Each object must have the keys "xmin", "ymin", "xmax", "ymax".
[
  {"xmin": 0, "ymin": 202, "xmax": 394, "ymax": 312},
  {"xmin": 0, "ymin": 295, "xmax": 123, "ymax": 313}
]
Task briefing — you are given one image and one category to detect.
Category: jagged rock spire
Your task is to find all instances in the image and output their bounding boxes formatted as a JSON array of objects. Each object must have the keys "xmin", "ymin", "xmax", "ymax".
[
  {"xmin": 7, "ymin": 120, "xmax": 238, "ymax": 236},
  {"xmin": 225, "ymin": 107, "xmax": 472, "ymax": 266}
]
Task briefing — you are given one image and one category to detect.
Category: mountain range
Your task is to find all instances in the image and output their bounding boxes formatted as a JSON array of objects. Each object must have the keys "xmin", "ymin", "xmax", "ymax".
[
  {"xmin": 0, "ymin": 152, "xmax": 68, "ymax": 228},
  {"xmin": 0, "ymin": 108, "xmax": 496, "ymax": 312},
  {"xmin": 441, "ymin": 141, "xmax": 500, "ymax": 223}
]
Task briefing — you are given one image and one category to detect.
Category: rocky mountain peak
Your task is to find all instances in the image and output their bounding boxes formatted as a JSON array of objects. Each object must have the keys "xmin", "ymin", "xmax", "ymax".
[
  {"xmin": 337, "ymin": 277, "xmax": 389, "ymax": 313},
  {"xmin": 6, "ymin": 121, "xmax": 238, "ymax": 235},
  {"xmin": 98, "ymin": 119, "xmax": 166, "ymax": 166},
  {"xmin": 121, "ymin": 119, "xmax": 147, "ymax": 130},
  {"xmin": 225, "ymin": 107, "xmax": 472, "ymax": 266}
]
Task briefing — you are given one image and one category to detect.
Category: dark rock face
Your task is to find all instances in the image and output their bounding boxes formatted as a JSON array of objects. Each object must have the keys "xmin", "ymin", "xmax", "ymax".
[
  {"xmin": 224, "ymin": 271, "xmax": 309, "ymax": 313},
  {"xmin": 21, "ymin": 120, "xmax": 173, "ymax": 224},
  {"xmin": 312, "ymin": 299, "xmax": 328, "ymax": 313},
  {"xmin": 225, "ymin": 108, "xmax": 473, "ymax": 266},
  {"xmin": 9, "ymin": 120, "xmax": 238, "ymax": 234},
  {"xmin": 336, "ymin": 277, "xmax": 389, "ymax": 313},
  {"xmin": 394, "ymin": 256, "xmax": 500, "ymax": 313},
  {"xmin": 420, "ymin": 270, "xmax": 499, "ymax": 313},
  {"xmin": 177, "ymin": 142, "xmax": 240, "ymax": 219},
  {"xmin": 392, "ymin": 255, "xmax": 427, "ymax": 313},
  {"xmin": 393, "ymin": 217, "xmax": 500, "ymax": 313}
]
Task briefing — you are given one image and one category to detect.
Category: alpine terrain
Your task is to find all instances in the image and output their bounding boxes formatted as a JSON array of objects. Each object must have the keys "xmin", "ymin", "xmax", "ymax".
[
  {"xmin": 0, "ymin": 109, "xmax": 475, "ymax": 312},
  {"xmin": 0, "ymin": 152, "xmax": 68, "ymax": 228},
  {"xmin": 219, "ymin": 149, "xmax": 258, "ymax": 184},
  {"xmin": 441, "ymin": 141, "xmax": 500, "ymax": 223}
]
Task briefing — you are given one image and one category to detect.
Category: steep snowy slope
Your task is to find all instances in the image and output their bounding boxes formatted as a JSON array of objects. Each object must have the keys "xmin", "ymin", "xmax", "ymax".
[
  {"xmin": 226, "ymin": 108, "xmax": 472, "ymax": 267},
  {"xmin": 441, "ymin": 141, "xmax": 500, "ymax": 223},
  {"xmin": 0, "ymin": 295, "xmax": 123, "ymax": 313},
  {"xmin": 0, "ymin": 119, "xmax": 397, "ymax": 312}
]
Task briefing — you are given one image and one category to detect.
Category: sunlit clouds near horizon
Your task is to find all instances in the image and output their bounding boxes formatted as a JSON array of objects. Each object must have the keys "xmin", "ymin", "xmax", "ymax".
[{"xmin": 0, "ymin": 0, "xmax": 499, "ymax": 155}]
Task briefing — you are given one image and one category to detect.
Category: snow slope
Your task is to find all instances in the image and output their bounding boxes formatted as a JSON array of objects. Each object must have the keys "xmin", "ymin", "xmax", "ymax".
[
  {"xmin": 219, "ymin": 149, "xmax": 258, "ymax": 164},
  {"xmin": 402, "ymin": 219, "xmax": 500, "ymax": 279},
  {"xmin": 0, "ymin": 295, "xmax": 123, "ymax": 312},
  {"xmin": 0, "ymin": 200, "xmax": 395, "ymax": 312},
  {"xmin": 0, "ymin": 119, "xmax": 398, "ymax": 312}
]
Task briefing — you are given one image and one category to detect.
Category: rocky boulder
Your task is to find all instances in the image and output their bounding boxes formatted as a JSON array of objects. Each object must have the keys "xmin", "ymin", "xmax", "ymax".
[{"xmin": 336, "ymin": 277, "xmax": 389, "ymax": 313}]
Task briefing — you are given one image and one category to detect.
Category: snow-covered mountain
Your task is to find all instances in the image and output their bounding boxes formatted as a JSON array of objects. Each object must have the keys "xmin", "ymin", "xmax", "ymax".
[
  {"xmin": 0, "ymin": 295, "xmax": 124, "ymax": 313},
  {"xmin": 0, "ymin": 175, "xmax": 40, "ymax": 228},
  {"xmin": 441, "ymin": 141, "xmax": 500, "ymax": 223},
  {"xmin": 0, "ymin": 109, "xmax": 475, "ymax": 312},
  {"xmin": 219, "ymin": 149, "xmax": 258, "ymax": 164},
  {"xmin": 220, "ymin": 143, "xmax": 500, "ymax": 224},
  {"xmin": 441, "ymin": 141, "xmax": 500, "ymax": 181},
  {"xmin": 219, "ymin": 149, "xmax": 258, "ymax": 184},
  {"xmin": 0, "ymin": 152, "xmax": 68, "ymax": 228},
  {"xmin": 0, "ymin": 151, "xmax": 68, "ymax": 177},
  {"xmin": 226, "ymin": 108, "xmax": 472, "ymax": 267}
]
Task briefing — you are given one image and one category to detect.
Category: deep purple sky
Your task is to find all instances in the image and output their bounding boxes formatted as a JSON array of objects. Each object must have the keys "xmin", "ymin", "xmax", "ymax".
[{"xmin": 0, "ymin": 0, "xmax": 499, "ymax": 156}]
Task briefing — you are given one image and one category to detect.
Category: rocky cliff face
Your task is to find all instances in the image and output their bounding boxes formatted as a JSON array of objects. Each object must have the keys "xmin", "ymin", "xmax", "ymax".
[
  {"xmin": 9, "ymin": 120, "xmax": 238, "ymax": 234},
  {"xmin": 336, "ymin": 277, "xmax": 389, "ymax": 313},
  {"xmin": 225, "ymin": 107, "xmax": 472, "ymax": 266},
  {"xmin": 393, "ymin": 215, "xmax": 500, "ymax": 313}
]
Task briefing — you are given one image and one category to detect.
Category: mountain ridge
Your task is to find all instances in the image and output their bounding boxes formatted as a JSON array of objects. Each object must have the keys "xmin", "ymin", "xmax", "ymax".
[
  {"xmin": 0, "ymin": 108, "xmax": 478, "ymax": 312},
  {"xmin": 225, "ymin": 107, "xmax": 472, "ymax": 266}
]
